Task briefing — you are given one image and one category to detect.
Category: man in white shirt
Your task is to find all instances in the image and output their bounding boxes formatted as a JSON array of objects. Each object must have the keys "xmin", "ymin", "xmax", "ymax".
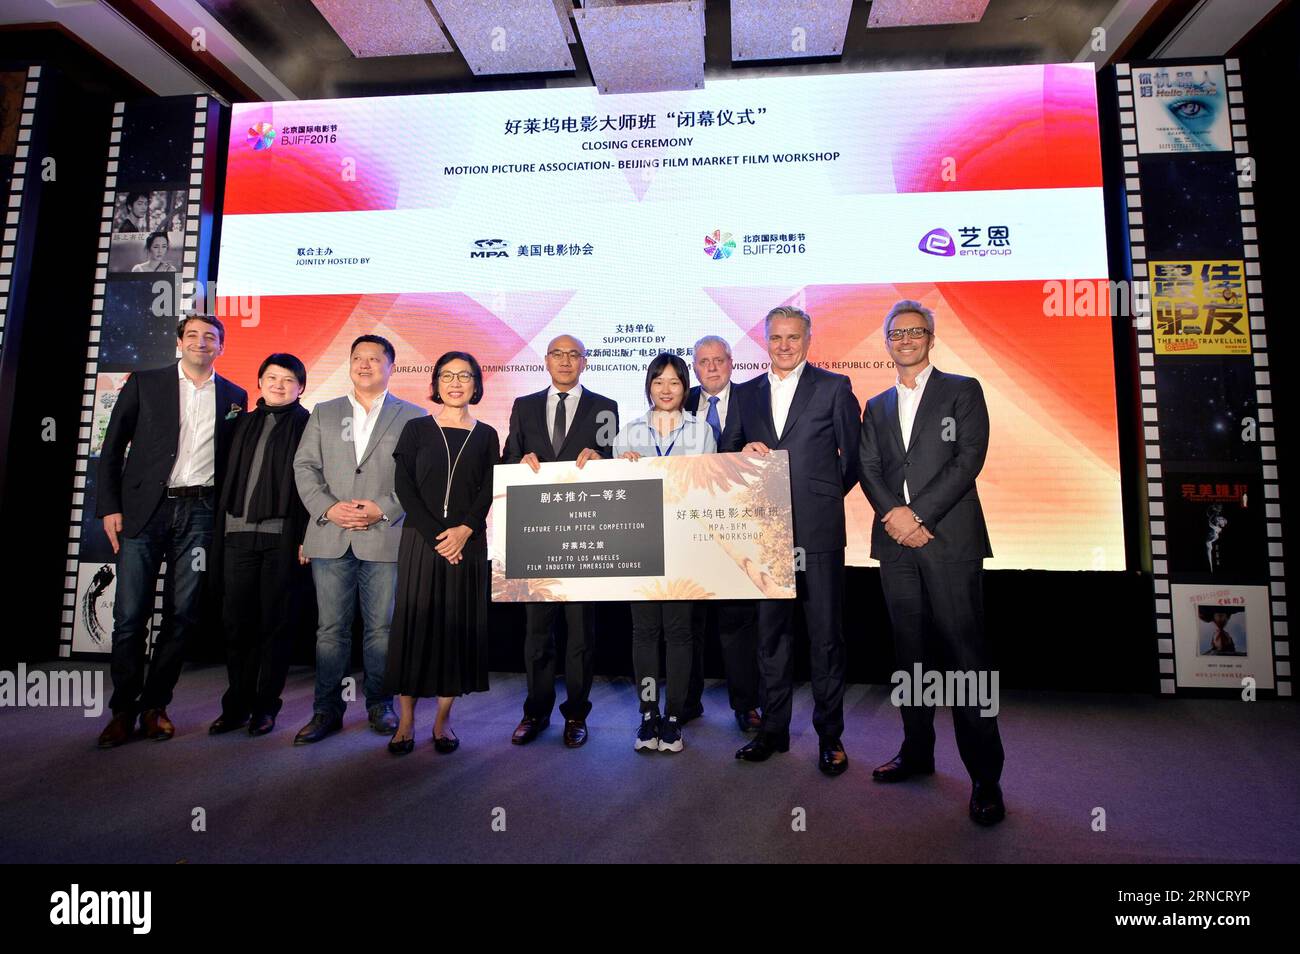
[
  {"xmin": 684, "ymin": 335, "xmax": 763, "ymax": 732},
  {"xmin": 95, "ymin": 314, "xmax": 248, "ymax": 747}
]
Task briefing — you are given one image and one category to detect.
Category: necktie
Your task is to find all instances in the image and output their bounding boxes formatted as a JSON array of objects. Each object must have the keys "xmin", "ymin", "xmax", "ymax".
[
  {"xmin": 552, "ymin": 391, "xmax": 568, "ymax": 456},
  {"xmin": 705, "ymin": 394, "xmax": 722, "ymax": 445}
]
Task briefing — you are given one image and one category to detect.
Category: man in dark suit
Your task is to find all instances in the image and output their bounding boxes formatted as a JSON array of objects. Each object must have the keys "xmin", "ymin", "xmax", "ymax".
[
  {"xmin": 858, "ymin": 299, "xmax": 1005, "ymax": 826},
  {"xmin": 683, "ymin": 335, "xmax": 762, "ymax": 733},
  {"xmin": 502, "ymin": 334, "xmax": 618, "ymax": 748},
  {"xmin": 95, "ymin": 314, "xmax": 247, "ymax": 747},
  {"xmin": 724, "ymin": 306, "xmax": 861, "ymax": 775}
]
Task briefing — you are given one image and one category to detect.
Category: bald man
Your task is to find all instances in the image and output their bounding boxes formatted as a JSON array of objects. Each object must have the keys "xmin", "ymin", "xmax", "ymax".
[{"xmin": 502, "ymin": 335, "xmax": 619, "ymax": 748}]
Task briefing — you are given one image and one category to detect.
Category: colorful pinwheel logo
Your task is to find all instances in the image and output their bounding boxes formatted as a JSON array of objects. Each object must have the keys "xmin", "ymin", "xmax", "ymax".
[
  {"xmin": 704, "ymin": 229, "xmax": 736, "ymax": 260},
  {"xmin": 246, "ymin": 122, "xmax": 276, "ymax": 151}
]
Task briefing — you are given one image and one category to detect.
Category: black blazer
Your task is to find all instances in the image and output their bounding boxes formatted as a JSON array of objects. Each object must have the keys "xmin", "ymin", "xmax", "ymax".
[
  {"xmin": 858, "ymin": 367, "xmax": 993, "ymax": 563},
  {"xmin": 393, "ymin": 417, "xmax": 501, "ymax": 555},
  {"xmin": 96, "ymin": 364, "xmax": 247, "ymax": 537},
  {"xmin": 685, "ymin": 383, "xmax": 742, "ymax": 451},
  {"xmin": 722, "ymin": 364, "xmax": 861, "ymax": 553},
  {"xmin": 501, "ymin": 386, "xmax": 618, "ymax": 464}
]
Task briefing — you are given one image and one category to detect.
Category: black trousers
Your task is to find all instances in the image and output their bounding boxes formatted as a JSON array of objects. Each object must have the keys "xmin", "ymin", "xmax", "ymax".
[
  {"xmin": 878, "ymin": 548, "xmax": 1004, "ymax": 785},
  {"xmin": 756, "ymin": 548, "xmax": 846, "ymax": 743},
  {"xmin": 687, "ymin": 600, "xmax": 761, "ymax": 714},
  {"xmin": 631, "ymin": 601, "xmax": 694, "ymax": 718},
  {"xmin": 522, "ymin": 602, "xmax": 595, "ymax": 720},
  {"xmin": 220, "ymin": 532, "xmax": 306, "ymax": 720}
]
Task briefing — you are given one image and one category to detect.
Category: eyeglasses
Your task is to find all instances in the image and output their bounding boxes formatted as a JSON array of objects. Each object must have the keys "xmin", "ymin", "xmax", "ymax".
[
  {"xmin": 437, "ymin": 371, "xmax": 475, "ymax": 383},
  {"xmin": 547, "ymin": 349, "xmax": 585, "ymax": 361},
  {"xmin": 886, "ymin": 328, "xmax": 932, "ymax": 341}
]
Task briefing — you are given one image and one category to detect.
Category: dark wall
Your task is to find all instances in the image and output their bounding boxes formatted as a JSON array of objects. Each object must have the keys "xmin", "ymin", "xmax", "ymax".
[{"xmin": 0, "ymin": 28, "xmax": 149, "ymax": 669}]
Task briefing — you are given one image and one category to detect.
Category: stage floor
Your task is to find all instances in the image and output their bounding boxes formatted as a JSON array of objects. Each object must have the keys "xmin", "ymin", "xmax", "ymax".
[{"xmin": 2, "ymin": 665, "xmax": 1297, "ymax": 863}]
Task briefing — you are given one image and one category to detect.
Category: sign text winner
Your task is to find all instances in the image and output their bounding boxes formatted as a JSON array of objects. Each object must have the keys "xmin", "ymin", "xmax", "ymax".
[{"xmin": 506, "ymin": 478, "xmax": 665, "ymax": 579}]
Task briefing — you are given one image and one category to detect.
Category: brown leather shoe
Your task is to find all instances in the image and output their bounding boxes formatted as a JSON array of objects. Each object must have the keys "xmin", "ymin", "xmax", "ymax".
[
  {"xmin": 97, "ymin": 712, "xmax": 136, "ymax": 749},
  {"xmin": 563, "ymin": 718, "xmax": 588, "ymax": 748},
  {"xmin": 511, "ymin": 716, "xmax": 549, "ymax": 745},
  {"xmin": 140, "ymin": 707, "xmax": 175, "ymax": 740}
]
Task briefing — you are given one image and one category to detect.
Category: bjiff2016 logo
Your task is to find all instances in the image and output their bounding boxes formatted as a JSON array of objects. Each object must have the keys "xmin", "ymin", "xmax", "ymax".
[
  {"xmin": 246, "ymin": 122, "xmax": 276, "ymax": 151},
  {"xmin": 704, "ymin": 229, "xmax": 736, "ymax": 260}
]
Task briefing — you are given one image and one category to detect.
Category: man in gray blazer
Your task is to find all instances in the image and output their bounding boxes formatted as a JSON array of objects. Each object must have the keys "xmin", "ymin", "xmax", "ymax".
[{"xmin": 292, "ymin": 335, "xmax": 425, "ymax": 744}]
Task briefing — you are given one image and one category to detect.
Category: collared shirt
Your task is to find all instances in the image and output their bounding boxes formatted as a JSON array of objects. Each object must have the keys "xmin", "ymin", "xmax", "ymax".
[
  {"xmin": 768, "ymin": 359, "xmax": 807, "ymax": 439},
  {"xmin": 613, "ymin": 409, "xmax": 716, "ymax": 458},
  {"xmin": 168, "ymin": 361, "xmax": 217, "ymax": 488},
  {"xmin": 698, "ymin": 381, "xmax": 732, "ymax": 435},
  {"xmin": 896, "ymin": 363, "xmax": 934, "ymax": 503},
  {"xmin": 546, "ymin": 383, "xmax": 584, "ymax": 447},
  {"xmin": 347, "ymin": 388, "xmax": 389, "ymax": 465}
]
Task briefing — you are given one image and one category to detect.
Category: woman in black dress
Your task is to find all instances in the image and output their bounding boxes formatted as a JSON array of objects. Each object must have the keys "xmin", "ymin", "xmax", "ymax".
[{"xmin": 385, "ymin": 351, "xmax": 499, "ymax": 754}]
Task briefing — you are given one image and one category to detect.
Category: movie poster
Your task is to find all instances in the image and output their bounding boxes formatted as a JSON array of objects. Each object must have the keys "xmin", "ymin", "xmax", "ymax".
[
  {"xmin": 1162, "ymin": 473, "xmax": 1267, "ymax": 580},
  {"xmin": 1149, "ymin": 260, "xmax": 1249, "ymax": 355},
  {"xmin": 1170, "ymin": 584, "xmax": 1274, "ymax": 690},
  {"xmin": 1153, "ymin": 357, "xmax": 1259, "ymax": 465},
  {"xmin": 108, "ymin": 186, "xmax": 187, "ymax": 274},
  {"xmin": 1133, "ymin": 64, "xmax": 1231, "ymax": 154}
]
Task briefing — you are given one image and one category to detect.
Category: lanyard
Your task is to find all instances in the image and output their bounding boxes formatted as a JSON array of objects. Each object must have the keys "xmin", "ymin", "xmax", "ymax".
[{"xmin": 651, "ymin": 419, "xmax": 681, "ymax": 457}]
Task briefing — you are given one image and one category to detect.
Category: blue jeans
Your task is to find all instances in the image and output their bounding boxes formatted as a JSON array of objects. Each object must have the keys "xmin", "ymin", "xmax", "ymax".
[
  {"xmin": 109, "ymin": 495, "xmax": 213, "ymax": 715},
  {"xmin": 310, "ymin": 547, "xmax": 398, "ymax": 718}
]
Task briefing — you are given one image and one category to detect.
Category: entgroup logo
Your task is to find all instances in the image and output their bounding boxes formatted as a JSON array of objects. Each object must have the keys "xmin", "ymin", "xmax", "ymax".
[
  {"xmin": 246, "ymin": 122, "xmax": 276, "ymax": 151},
  {"xmin": 704, "ymin": 229, "xmax": 736, "ymax": 260},
  {"xmin": 918, "ymin": 227, "xmax": 955, "ymax": 257}
]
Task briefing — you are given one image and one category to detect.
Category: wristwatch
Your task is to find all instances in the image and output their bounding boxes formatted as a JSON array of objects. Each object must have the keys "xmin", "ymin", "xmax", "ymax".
[{"xmin": 912, "ymin": 511, "xmax": 924, "ymax": 524}]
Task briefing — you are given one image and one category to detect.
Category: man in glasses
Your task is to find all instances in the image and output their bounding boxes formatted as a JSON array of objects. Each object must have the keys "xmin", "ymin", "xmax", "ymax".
[
  {"xmin": 858, "ymin": 300, "xmax": 1005, "ymax": 826},
  {"xmin": 501, "ymin": 334, "xmax": 619, "ymax": 748}
]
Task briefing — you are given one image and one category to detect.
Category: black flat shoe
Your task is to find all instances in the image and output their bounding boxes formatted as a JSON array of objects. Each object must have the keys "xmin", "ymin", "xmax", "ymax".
[
  {"xmin": 387, "ymin": 732, "xmax": 415, "ymax": 755},
  {"xmin": 969, "ymin": 781, "xmax": 1006, "ymax": 826},
  {"xmin": 871, "ymin": 754, "xmax": 936, "ymax": 783},
  {"xmin": 248, "ymin": 713, "xmax": 275, "ymax": 736},
  {"xmin": 735, "ymin": 734, "xmax": 789, "ymax": 762},
  {"xmin": 433, "ymin": 728, "xmax": 459, "ymax": 754},
  {"xmin": 208, "ymin": 713, "xmax": 249, "ymax": 735},
  {"xmin": 818, "ymin": 737, "xmax": 849, "ymax": 777}
]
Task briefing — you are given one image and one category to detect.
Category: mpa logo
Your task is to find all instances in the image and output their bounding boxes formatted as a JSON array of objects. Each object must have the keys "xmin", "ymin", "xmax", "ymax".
[
  {"xmin": 918, "ymin": 228, "xmax": 955, "ymax": 257},
  {"xmin": 704, "ymin": 229, "xmax": 736, "ymax": 260},
  {"xmin": 246, "ymin": 122, "xmax": 276, "ymax": 151},
  {"xmin": 471, "ymin": 238, "xmax": 509, "ymax": 258}
]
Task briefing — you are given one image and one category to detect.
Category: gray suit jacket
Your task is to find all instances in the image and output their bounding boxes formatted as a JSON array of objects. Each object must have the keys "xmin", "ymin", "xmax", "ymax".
[{"xmin": 294, "ymin": 393, "xmax": 426, "ymax": 561}]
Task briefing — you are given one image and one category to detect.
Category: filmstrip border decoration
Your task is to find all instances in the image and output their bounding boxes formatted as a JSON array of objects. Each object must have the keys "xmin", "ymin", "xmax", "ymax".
[
  {"xmin": 0, "ymin": 65, "xmax": 41, "ymax": 352},
  {"xmin": 1115, "ymin": 58, "xmax": 1288, "ymax": 697},
  {"xmin": 59, "ymin": 94, "xmax": 214, "ymax": 659}
]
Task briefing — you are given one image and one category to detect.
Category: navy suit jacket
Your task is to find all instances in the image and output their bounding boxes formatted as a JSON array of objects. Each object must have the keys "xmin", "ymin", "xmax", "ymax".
[
  {"xmin": 858, "ymin": 367, "xmax": 993, "ymax": 563},
  {"xmin": 684, "ymin": 383, "xmax": 742, "ymax": 451},
  {"xmin": 96, "ymin": 364, "xmax": 247, "ymax": 537},
  {"xmin": 722, "ymin": 364, "xmax": 861, "ymax": 553}
]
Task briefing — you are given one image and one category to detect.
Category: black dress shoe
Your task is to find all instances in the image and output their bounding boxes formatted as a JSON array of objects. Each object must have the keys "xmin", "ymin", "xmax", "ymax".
[
  {"xmin": 563, "ymin": 719, "xmax": 588, "ymax": 748},
  {"xmin": 511, "ymin": 716, "xmax": 549, "ymax": 745},
  {"xmin": 818, "ymin": 737, "xmax": 849, "ymax": 777},
  {"xmin": 294, "ymin": 712, "xmax": 342, "ymax": 745},
  {"xmin": 387, "ymin": 731, "xmax": 415, "ymax": 755},
  {"xmin": 735, "ymin": 734, "xmax": 789, "ymax": 762},
  {"xmin": 248, "ymin": 713, "xmax": 275, "ymax": 736},
  {"xmin": 871, "ymin": 754, "xmax": 936, "ymax": 783},
  {"xmin": 208, "ymin": 713, "xmax": 249, "ymax": 735},
  {"xmin": 433, "ymin": 728, "xmax": 459, "ymax": 754},
  {"xmin": 734, "ymin": 708, "xmax": 762, "ymax": 733},
  {"xmin": 368, "ymin": 702, "xmax": 399, "ymax": 734},
  {"xmin": 969, "ymin": 781, "xmax": 1006, "ymax": 826}
]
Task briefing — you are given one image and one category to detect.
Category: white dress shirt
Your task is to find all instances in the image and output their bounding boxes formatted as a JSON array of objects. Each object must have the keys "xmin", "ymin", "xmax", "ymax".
[
  {"xmin": 896, "ymin": 363, "xmax": 934, "ymax": 503},
  {"xmin": 768, "ymin": 360, "xmax": 807, "ymax": 439},
  {"xmin": 698, "ymin": 381, "xmax": 731, "ymax": 434},
  {"xmin": 168, "ymin": 361, "xmax": 217, "ymax": 488},
  {"xmin": 347, "ymin": 388, "xmax": 389, "ymax": 465},
  {"xmin": 547, "ymin": 383, "xmax": 584, "ymax": 445}
]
